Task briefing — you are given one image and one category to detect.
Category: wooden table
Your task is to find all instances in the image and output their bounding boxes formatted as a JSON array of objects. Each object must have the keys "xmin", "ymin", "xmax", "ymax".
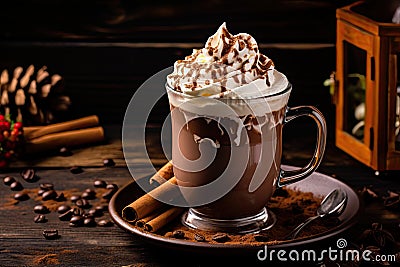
[{"xmin": 0, "ymin": 122, "xmax": 399, "ymax": 267}]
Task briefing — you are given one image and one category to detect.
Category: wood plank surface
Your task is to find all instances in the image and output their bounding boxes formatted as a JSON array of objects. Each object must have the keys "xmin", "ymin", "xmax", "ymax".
[
  {"xmin": 1, "ymin": 166, "xmax": 399, "ymax": 266},
  {"xmin": 0, "ymin": 44, "xmax": 338, "ymax": 125},
  {"xmin": 0, "ymin": 1, "xmax": 357, "ymax": 43},
  {"xmin": 0, "ymin": 167, "xmax": 164, "ymax": 267}
]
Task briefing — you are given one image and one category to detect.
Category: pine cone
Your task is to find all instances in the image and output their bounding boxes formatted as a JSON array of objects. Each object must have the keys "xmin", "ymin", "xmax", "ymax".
[{"xmin": 0, "ymin": 65, "xmax": 71, "ymax": 126}]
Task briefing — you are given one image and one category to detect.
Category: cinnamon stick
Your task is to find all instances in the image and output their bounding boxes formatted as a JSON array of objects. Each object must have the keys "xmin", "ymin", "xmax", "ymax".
[
  {"xmin": 24, "ymin": 115, "xmax": 100, "ymax": 140},
  {"xmin": 149, "ymin": 160, "xmax": 174, "ymax": 186},
  {"xmin": 24, "ymin": 126, "xmax": 104, "ymax": 154},
  {"xmin": 144, "ymin": 207, "xmax": 184, "ymax": 232},
  {"xmin": 122, "ymin": 177, "xmax": 179, "ymax": 223},
  {"xmin": 135, "ymin": 211, "xmax": 161, "ymax": 228}
]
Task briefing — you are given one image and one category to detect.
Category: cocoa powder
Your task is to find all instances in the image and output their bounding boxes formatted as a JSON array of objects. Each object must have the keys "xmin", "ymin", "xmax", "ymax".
[{"xmin": 33, "ymin": 254, "xmax": 60, "ymax": 265}]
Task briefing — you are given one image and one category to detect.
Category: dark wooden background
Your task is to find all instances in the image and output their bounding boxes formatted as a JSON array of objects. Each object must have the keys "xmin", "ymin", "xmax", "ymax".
[
  {"xmin": 4, "ymin": 1, "xmax": 400, "ymax": 266},
  {"xmin": 0, "ymin": 0, "xmax": 357, "ymax": 128}
]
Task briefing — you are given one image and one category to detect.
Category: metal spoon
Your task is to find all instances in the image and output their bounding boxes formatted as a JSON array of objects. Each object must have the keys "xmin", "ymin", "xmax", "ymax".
[{"xmin": 285, "ymin": 188, "xmax": 348, "ymax": 240}]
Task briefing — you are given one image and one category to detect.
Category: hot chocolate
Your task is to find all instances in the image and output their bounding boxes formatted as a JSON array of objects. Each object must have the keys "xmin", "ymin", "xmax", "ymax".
[
  {"xmin": 166, "ymin": 23, "xmax": 326, "ymax": 233},
  {"xmin": 168, "ymin": 96, "xmax": 288, "ymax": 219}
]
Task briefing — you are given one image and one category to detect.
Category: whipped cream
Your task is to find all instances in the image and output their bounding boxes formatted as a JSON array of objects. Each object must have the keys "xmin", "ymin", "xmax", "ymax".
[
  {"xmin": 167, "ymin": 22, "xmax": 289, "ymax": 99},
  {"xmin": 166, "ymin": 23, "xmax": 292, "ymax": 146}
]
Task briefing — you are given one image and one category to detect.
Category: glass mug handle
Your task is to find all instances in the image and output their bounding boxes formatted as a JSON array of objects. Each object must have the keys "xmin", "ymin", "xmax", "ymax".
[{"xmin": 277, "ymin": 106, "xmax": 327, "ymax": 187}]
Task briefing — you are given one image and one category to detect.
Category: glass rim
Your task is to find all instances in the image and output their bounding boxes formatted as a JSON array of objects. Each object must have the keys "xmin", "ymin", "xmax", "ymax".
[{"xmin": 165, "ymin": 82, "xmax": 292, "ymax": 101}]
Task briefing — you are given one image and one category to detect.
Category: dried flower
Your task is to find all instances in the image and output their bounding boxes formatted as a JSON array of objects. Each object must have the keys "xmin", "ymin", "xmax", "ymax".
[
  {"xmin": 359, "ymin": 223, "xmax": 396, "ymax": 250},
  {"xmin": 383, "ymin": 191, "xmax": 400, "ymax": 211},
  {"xmin": 359, "ymin": 186, "xmax": 379, "ymax": 203}
]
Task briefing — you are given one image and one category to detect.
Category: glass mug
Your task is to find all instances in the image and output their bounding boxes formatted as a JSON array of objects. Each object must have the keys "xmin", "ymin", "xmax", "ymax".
[{"xmin": 166, "ymin": 73, "xmax": 326, "ymax": 234}]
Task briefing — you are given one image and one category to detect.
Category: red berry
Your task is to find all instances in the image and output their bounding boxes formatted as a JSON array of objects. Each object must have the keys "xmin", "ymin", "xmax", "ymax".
[
  {"xmin": 11, "ymin": 128, "xmax": 18, "ymax": 136},
  {"xmin": 4, "ymin": 121, "xmax": 10, "ymax": 129},
  {"xmin": 4, "ymin": 152, "xmax": 11, "ymax": 159},
  {"xmin": 13, "ymin": 122, "xmax": 22, "ymax": 129},
  {"xmin": 0, "ymin": 115, "xmax": 4, "ymax": 121},
  {"xmin": 9, "ymin": 135, "xmax": 16, "ymax": 142}
]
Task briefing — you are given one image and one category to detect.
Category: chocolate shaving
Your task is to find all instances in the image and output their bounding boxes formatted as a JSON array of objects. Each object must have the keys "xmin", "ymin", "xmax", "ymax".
[{"xmin": 166, "ymin": 23, "xmax": 275, "ymax": 94}]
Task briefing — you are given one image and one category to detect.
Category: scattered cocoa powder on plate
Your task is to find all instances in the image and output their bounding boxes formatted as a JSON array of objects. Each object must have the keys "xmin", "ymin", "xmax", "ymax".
[{"xmin": 157, "ymin": 188, "xmax": 340, "ymax": 245}]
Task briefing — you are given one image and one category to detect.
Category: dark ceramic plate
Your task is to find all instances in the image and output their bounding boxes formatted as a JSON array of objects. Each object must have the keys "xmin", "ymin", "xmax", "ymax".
[{"xmin": 109, "ymin": 165, "xmax": 360, "ymax": 256}]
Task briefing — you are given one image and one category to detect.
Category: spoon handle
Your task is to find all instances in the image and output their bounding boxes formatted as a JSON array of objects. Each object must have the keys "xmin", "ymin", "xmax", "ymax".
[{"xmin": 285, "ymin": 215, "xmax": 320, "ymax": 240}]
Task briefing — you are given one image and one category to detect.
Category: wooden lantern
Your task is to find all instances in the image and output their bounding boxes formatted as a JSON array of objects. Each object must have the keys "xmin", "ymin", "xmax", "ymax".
[{"xmin": 335, "ymin": 1, "xmax": 400, "ymax": 171}]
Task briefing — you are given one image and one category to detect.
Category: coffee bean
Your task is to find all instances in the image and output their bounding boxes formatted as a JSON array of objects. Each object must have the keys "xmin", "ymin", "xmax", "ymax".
[
  {"xmin": 84, "ymin": 188, "xmax": 96, "ymax": 194},
  {"xmin": 172, "ymin": 230, "xmax": 185, "ymax": 239},
  {"xmin": 93, "ymin": 179, "xmax": 106, "ymax": 188},
  {"xmin": 69, "ymin": 215, "xmax": 83, "ymax": 227},
  {"xmin": 57, "ymin": 205, "xmax": 71, "ymax": 214},
  {"xmin": 39, "ymin": 183, "xmax": 54, "ymax": 191},
  {"xmin": 72, "ymin": 207, "xmax": 85, "ymax": 216},
  {"xmin": 70, "ymin": 195, "xmax": 81, "ymax": 202},
  {"xmin": 10, "ymin": 181, "xmax": 23, "ymax": 191},
  {"xmin": 34, "ymin": 205, "xmax": 50, "ymax": 214},
  {"xmin": 87, "ymin": 208, "xmax": 103, "ymax": 217},
  {"xmin": 59, "ymin": 209, "xmax": 74, "ymax": 221},
  {"xmin": 83, "ymin": 217, "xmax": 96, "ymax": 227},
  {"xmin": 106, "ymin": 183, "xmax": 118, "ymax": 191},
  {"xmin": 42, "ymin": 190, "xmax": 57, "ymax": 201},
  {"xmin": 102, "ymin": 189, "xmax": 115, "ymax": 200},
  {"xmin": 54, "ymin": 192, "xmax": 66, "ymax": 202},
  {"xmin": 14, "ymin": 192, "xmax": 29, "ymax": 201},
  {"xmin": 59, "ymin": 146, "xmax": 72, "ymax": 157},
  {"xmin": 97, "ymin": 219, "xmax": 113, "ymax": 227},
  {"xmin": 69, "ymin": 166, "xmax": 83, "ymax": 174},
  {"xmin": 82, "ymin": 189, "xmax": 96, "ymax": 200},
  {"xmin": 194, "ymin": 233, "xmax": 205, "ymax": 242},
  {"xmin": 81, "ymin": 192, "xmax": 93, "ymax": 200},
  {"xmin": 37, "ymin": 189, "xmax": 46, "ymax": 196},
  {"xmin": 102, "ymin": 184, "xmax": 118, "ymax": 200},
  {"xmin": 34, "ymin": 214, "xmax": 47, "ymax": 223},
  {"xmin": 82, "ymin": 213, "xmax": 94, "ymax": 219},
  {"xmin": 76, "ymin": 199, "xmax": 91, "ymax": 209},
  {"xmin": 43, "ymin": 229, "xmax": 59, "ymax": 240},
  {"xmin": 95, "ymin": 205, "xmax": 108, "ymax": 213},
  {"xmin": 103, "ymin": 158, "xmax": 115, "ymax": 167},
  {"xmin": 254, "ymin": 235, "xmax": 270, "ymax": 242},
  {"xmin": 3, "ymin": 176, "xmax": 16, "ymax": 185},
  {"xmin": 21, "ymin": 168, "xmax": 39, "ymax": 182},
  {"xmin": 212, "ymin": 233, "xmax": 230, "ymax": 243}
]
